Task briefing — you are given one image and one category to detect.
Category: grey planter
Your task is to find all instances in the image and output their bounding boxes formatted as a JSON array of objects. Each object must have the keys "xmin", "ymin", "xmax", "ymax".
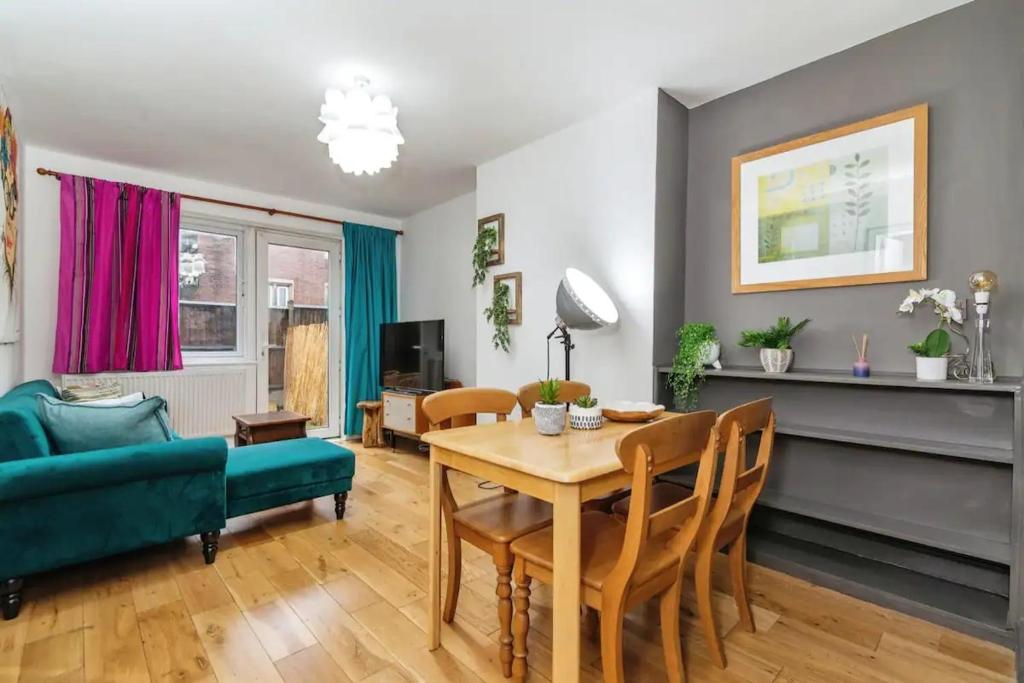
[
  {"xmin": 760, "ymin": 348, "xmax": 794, "ymax": 373},
  {"xmin": 533, "ymin": 403, "xmax": 566, "ymax": 436}
]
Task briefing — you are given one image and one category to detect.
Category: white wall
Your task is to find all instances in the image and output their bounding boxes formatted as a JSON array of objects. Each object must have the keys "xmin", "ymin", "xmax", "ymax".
[
  {"xmin": 20, "ymin": 145, "xmax": 400, "ymax": 386},
  {"xmin": 474, "ymin": 91, "xmax": 659, "ymax": 402},
  {"xmin": 400, "ymin": 192, "xmax": 477, "ymax": 385}
]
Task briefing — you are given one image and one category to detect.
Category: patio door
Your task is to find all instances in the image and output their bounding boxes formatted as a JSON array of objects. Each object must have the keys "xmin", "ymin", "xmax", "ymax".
[{"xmin": 255, "ymin": 231, "xmax": 342, "ymax": 438}]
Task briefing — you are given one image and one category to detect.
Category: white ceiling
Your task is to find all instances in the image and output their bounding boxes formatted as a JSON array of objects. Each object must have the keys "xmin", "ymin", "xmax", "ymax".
[{"xmin": 0, "ymin": 1, "xmax": 969, "ymax": 219}]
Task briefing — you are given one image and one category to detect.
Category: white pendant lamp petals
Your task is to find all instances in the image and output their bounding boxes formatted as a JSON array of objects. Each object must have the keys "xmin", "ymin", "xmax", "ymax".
[{"xmin": 317, "ymin": 78, "xmax": 404, "ymax": 176}]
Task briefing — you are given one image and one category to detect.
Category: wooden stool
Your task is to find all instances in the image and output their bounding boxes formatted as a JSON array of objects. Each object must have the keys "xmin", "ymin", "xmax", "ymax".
[{"xmin": 357, "ymin": 400, "xmax": 384, "ymax": 447}]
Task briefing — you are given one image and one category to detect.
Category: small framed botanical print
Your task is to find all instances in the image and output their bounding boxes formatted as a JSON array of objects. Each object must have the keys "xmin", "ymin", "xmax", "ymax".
[
  {"xmin": 732, "ymin": 104, "xmax": 928, "ymax": 293},
  {"xmin": 494, "ymin": 271, "xmax": 522, "ymax": 325},
  {"xmin": 478, "ymin": 213, "xmax": 505, "ymax": 266}
]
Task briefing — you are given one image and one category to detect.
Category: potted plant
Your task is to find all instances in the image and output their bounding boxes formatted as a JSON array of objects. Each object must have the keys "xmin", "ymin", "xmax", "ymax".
[
  {"xmin": 472, "ymin": 226, "xmax": 498, "ymax": 287},
  {"xmin": 898, "ymin": 288, "xmax": 964, "ymax": 382},
  {"xmin": 532, "ymin": 378, "xmax": 565, "ymax": 436},
  {"xmin": 484, "ymin": 281, "xmax": 511, "ymax": 352},
  {"xmin": 738, "ymin": 317, "xmax": 810, "ymax": 373},
  {"xmin": 568, "ymin": 395, "xmax": 602, "ymax": 430},
  {"xmin": 668, "ymin": 323, "xmax": 720, "ymax": 410}
]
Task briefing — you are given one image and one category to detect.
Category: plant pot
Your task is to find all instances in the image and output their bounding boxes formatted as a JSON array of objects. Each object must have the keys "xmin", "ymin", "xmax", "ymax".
[
  {"xmin": 700, "ymin": 340, "xmax": 723, "ymax": 370},
  {"xmin": 569, "ymin": 404, "xmax": 603, "ymax": 430},
  {"xmin": 533, "ymin": 403, "xmax": 566, "ymax": 436},
  {"xmin": 915, "ymin": 356, "xmax": 948, "ymax": 382},
  {"xmin": 759, "ymin": 348, "xmax": 793, "ymax": 373}
]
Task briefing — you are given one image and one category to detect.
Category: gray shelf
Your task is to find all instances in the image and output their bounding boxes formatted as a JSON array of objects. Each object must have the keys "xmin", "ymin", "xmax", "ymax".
[
  {"xmin": 655, "ymin": 365, "xmax": 1023, "ymax": 394},
  {"xmin": 776, "ymin": 422, "xmax": 1014, "ymax": 464}
]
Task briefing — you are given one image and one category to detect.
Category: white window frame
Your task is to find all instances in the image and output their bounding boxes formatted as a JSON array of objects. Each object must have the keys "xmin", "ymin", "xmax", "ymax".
[
  {"xmin": 268, "ymin": 278, "xmax": 294, "ymax": 310},
  {"xmin": 179, "ymin": 219, "xmax": 248, "ymax": 364}
]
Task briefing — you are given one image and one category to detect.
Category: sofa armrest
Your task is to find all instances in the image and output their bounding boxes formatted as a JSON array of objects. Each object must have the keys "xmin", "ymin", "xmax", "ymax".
[{"xmin": 0, "ymin": 437, "xmax": 228, "ymax": 503}]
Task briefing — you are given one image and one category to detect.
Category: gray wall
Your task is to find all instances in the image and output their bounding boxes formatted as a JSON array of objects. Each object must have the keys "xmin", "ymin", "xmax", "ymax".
[
  {"xmin": 684, "ymin": 0, "xmax": 1024, "ymax": 374},
  {"xmin": 653, "ymin": 90, "xmax": 690, "ymax": 365}
]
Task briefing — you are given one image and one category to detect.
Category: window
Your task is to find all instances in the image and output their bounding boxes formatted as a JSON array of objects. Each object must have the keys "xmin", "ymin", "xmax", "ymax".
[
  {"xmin": 268, "ymin": 279, "xmax": 294, "ymax": 309},
  {"xmin": 179, "ymin": 228, "xmax": 240, "ymax": 354}
]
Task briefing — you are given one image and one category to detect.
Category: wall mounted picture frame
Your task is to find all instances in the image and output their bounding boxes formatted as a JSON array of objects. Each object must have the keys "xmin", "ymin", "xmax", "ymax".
[
  {"xmin": 732, "ymin": 103, "xmax": 928, "ymax": 294},
  {"xmin": 478, "ymin": 213, "xmax": 505, "ymax": 266},
  {"xmin": 494, "ymin": 271, "xmax": 522, "ymax": 325}
]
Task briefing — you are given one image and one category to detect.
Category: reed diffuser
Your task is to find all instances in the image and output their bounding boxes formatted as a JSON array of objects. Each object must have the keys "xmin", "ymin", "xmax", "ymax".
[{"xmin": 852, "ymin": 334, "xmax": 870, "ymax": 377}]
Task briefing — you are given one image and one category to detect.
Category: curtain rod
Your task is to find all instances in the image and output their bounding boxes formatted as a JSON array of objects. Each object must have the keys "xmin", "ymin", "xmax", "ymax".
[{"xmin": 35, "ymin": 167, "xmax": 404, "ymax": 235}]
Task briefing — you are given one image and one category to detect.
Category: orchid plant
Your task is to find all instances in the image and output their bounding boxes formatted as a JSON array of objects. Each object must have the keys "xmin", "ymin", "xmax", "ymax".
[{"xmin": 898, "ymin": 288, "xmax": 964, "ymax": 357}]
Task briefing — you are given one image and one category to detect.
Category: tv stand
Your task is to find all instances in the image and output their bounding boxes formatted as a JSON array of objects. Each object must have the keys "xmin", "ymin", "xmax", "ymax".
[{"xmin": 381, "ymin": 379, "xmax": 464, "ymax": 446}]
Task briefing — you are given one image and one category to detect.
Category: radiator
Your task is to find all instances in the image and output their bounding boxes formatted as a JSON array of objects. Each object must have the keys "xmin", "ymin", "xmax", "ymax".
[{"xmin": 61, "ymin": 365, "xmax": 254, "ymax": 437}]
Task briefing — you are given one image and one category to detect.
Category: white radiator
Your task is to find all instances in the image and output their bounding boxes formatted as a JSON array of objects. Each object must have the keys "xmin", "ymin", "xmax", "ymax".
[{"xmin": 62, "ymin": 365, "xmax": 254, "ymax": 437}]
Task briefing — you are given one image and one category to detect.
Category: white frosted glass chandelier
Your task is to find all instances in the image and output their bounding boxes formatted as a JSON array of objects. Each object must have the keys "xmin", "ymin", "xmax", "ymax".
[{"xmin": 317, "ymin": 77, "xmax": 404, "ymax": 176}]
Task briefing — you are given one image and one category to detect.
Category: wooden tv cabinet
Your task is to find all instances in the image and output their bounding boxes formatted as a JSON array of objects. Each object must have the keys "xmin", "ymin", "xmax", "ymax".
[{"xmin": 382, "ymin": 391, "xmax": 429, "ymax": 440}]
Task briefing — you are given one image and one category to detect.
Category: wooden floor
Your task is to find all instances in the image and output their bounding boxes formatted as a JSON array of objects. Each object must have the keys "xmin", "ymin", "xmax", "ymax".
[{"xmin": 1, "ymin": 441, "xmax": 1014, "ymax": 682}]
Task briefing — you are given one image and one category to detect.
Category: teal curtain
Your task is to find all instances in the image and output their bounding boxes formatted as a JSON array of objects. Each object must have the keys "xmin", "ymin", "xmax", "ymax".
[{"xmin": 343, "ymin": 222, "xmax": 398, "ymax": 436}]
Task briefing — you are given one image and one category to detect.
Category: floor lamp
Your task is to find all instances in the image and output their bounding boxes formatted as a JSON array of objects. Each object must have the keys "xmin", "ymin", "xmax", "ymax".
[{"xmin": 547, "ymin": 268, "xmax": 619, "ymax": 380}]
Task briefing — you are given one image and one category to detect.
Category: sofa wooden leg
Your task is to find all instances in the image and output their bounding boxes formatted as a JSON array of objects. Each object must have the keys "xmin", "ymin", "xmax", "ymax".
[
  {"xmin": 334, "ymin": 492, "xmax": 349, "ymax": 520},
  {"xmin": 2, "ymin": 578, "xmax": 23, "ymax": 620},
  {"xmin": 200, "ymin": 531, "xmax": 221, "ymax": 564}
]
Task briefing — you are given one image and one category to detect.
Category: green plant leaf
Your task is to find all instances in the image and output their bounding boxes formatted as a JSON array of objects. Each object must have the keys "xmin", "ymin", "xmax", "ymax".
[
  {"xmin": 909, "ymin": 328, "xmax": 950, "ymax": 357},
  {"xmin": 668, "ymin": 322, "xmax": 717, "ymax": 410},
  {"xmin": 538, "ymin": 378, "xmax": 560, "ymax": 405},
  {"xmin": 471, "ymin": 227, "xmax": 497, "ymax": 287},
  {"xmin": 574, "ymin": 395, "xmax": 598, "ymax": 408},
  {"xmin": 483, "ymin": 281, "xmax": 511, "ymax": 352}
]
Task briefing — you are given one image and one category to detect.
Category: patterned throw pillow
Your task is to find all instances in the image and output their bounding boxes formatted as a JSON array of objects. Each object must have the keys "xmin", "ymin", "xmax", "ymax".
[{"xmin": 61, "ymin": 383, "xmax": 122, "ymax": 403}]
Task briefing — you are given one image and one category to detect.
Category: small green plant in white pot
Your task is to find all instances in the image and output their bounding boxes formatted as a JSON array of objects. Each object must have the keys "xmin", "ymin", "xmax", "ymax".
[
  {"xmin": 738, "ymin": 317, "xmax": 810, "ymax": 373},
  {"xmin": 568, "ymin": 395, "xmax": 602, "ymax": 430},
  {"xmin": 532, "ymin": 379, "xmax": 566, "ymax": 436},
  {"xmin": 899, "ymin": 288, "xmax": 963, "ymax": 382}
]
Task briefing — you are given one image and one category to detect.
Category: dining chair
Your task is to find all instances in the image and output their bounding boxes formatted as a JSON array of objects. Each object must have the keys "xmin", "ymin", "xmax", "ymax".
[
  {"xmin": 421, "ymin": 387, "xmax": 554, "ymax": 678},
  {"xmin": 516, "ymin": 379, "xmax": 592, "ymax": 416},
  {"xmin": 611, "ymin": 397, "xmax": 776, "ymax": 668},
  {"xmin": 509, "ymin": 411, "xmax": 719, "ymax": 682}
]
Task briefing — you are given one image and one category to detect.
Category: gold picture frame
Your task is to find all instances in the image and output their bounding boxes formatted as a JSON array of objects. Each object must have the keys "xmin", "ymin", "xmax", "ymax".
[
  {"xmin": 731, "ymin": 103, "xmax": 928, "ymax": 293},
  {"xmin": 494, "ymin": 271, "xmax": 522, "ymax": 325},
  {"xmin": 478, "ymin": 213, "xmax": 505, "ymax": 266}
]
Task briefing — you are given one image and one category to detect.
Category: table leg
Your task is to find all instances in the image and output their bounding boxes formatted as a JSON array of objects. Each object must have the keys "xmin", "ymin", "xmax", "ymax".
[
  {"xmin": 428, "ymin": 454, "xmax": 443, "ymax": 650},
  {"xmin": 552, "ymin": 483, "xmax": 582, "ymax": 682}
]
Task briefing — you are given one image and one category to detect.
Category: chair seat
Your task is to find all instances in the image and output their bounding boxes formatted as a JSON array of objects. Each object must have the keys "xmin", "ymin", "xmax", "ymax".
[
  {"xmin": 453, "ymin": 493, "xmax": 553, "ymax": 543},
  {"xmin": 611, "ymin": 482, "xmax": 744, "ymax": 535},
  {"xmin": 510, "ymin": 511, "xmax": 679, "ymax": 591}
]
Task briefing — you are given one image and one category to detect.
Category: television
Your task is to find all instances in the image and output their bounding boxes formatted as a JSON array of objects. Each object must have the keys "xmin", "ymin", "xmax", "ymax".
[{"xmin": 380, "ymin": 320, "xmax": 445, "ymax": 392}]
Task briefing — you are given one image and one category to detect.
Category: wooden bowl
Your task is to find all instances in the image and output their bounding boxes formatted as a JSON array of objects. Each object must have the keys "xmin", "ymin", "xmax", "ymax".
[{"xmin": 602, "ymin": 403, "xmax": 665, "ymax": 423}]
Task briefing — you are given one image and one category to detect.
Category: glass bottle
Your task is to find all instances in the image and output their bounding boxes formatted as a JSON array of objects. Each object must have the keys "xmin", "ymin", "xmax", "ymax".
[{"xmin": 967, "ymin": 270, "xmax": 997, "ymax": 384}]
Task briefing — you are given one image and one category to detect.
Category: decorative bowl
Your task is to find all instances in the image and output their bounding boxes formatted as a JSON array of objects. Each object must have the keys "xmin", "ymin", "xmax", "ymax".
[{"xmin": 602, "ymin": 401, "xmax": 665, "ymax": 423}]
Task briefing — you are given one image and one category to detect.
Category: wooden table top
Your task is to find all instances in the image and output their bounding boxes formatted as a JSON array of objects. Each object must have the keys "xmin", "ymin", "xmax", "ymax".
[
  {"xmin": 232, "ymin": 411, "xmax": 310, "ymax": 427},
  {"xmin": 421, "ymin": 416, "xmax": 672, "ymax": 484}
]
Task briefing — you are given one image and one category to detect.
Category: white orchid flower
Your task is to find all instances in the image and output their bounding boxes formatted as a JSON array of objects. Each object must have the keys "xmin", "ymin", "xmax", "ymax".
[
  {"xmin": 949, "ymin": 306, "xmax": 964, "ymax": 324},
  {"xmin": 934, "ymin": 289, "xmax": 957, "ymax": 309},
  {"xmin": 898, "ymin": 299, "xmax": 916, "ymax": 313}
]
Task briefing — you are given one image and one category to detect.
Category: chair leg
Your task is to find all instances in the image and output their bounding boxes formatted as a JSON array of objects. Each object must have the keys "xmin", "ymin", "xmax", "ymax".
[
  {"xmin": 599, "ymin": 597, "xmax": 626, "ymax": 683},
  {"xmin": 2, "ymin": 578, "xmax": 23, "ymax": 620},
  {"xmin": 512, "ymin": 561, "xmax": 532, "ymax": 682},
  {"xmin": 695, "ymin": 547, "xmax": 727, "ymax": 668},
  {"xmin": 200, "ymin": 531, "xmax": 220, "ymax": 565},
  {"xmin": 442, "ymin": 537, "xmax": 462, "ymax": 623},
  {"xmin": 659, "ymin": 581, "xmax": 685, "ymax": 683},
  {"xmin": 729, "ymin": 532, "xmax": 755, "ymax": 633},
  {"xmin": 496, "ymin": 560, "xmax": 514, "ymax": 678},
  {"xmin": 334, "ymin": 492, "xmax": 348, "ymax": 520}
]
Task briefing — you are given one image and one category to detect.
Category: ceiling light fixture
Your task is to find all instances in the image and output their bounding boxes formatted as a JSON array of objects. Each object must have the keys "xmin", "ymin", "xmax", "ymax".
[{"xmin": 317, "ymin": 77, "xmax": 404, "ymax": 176}]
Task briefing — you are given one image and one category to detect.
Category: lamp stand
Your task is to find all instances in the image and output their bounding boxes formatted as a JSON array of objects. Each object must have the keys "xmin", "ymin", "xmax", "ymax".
[{"xmin": 546, "ymin": 323, "xmax": 575, "ymax": 380}]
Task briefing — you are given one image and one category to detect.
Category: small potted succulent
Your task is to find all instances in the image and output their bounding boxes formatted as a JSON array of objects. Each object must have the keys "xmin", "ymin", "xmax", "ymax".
[
  {"xmin": 568, "ymin": 395, "xmax": 602, "ymax": 430},
  {"xmin": 899, "ymin": 287, "xmax": 963, "ymax": 382},
  {"xmin": 738, "ymin": 317, "xmax": 810, "ymax": 373},
  {"xmin": 532, "ymin": 378, "xmax": 566, "ymax": 436}
]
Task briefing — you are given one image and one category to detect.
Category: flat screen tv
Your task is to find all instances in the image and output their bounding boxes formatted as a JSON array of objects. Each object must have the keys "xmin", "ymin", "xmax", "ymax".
[{"xmin": 380, "ymin": 320, "xmax": 445, "ymax": 393}]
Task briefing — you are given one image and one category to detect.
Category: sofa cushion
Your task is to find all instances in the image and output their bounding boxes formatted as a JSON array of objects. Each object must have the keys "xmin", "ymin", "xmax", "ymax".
[
  {"xmin": 227, "ymin": 438, "xmax": 355, "ymax": 501},
  {"xmin": 36, "ymin": 394, "xmax": 175, "ymax": 454},
  {"xmin": 0, "ymin": 380, "xmax": 59, "ymax": 461}
]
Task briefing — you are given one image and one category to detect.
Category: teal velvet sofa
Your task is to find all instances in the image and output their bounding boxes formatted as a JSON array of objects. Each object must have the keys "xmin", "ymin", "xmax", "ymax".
[{"xmin": 0, "ymin": 380, "xmax": 228, "ymax": 620}]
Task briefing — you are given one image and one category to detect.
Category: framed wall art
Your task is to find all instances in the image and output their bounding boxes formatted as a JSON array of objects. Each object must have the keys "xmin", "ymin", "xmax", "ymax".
[
  {"xmin": 732, "ymin": 103, "xmax": 928, "ymax": 293},
  {"xmin": 477, "ymin": 213, "xmax": 505, "ymax": 266}
]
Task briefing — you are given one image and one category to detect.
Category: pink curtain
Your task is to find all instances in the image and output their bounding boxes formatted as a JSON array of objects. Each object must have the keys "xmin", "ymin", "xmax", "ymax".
[{"xmin": 53, "ymin": 174, "xmax": 182, "ymax": 374}]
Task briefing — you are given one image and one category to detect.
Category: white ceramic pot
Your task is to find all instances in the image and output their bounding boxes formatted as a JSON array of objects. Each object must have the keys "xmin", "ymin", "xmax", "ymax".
[
  {"xmin": 915, "ymin": 356, "xmax": 949, "ymax": 382},
  {"xmin": 569, "ymin": 404, "xmax": 603, "ymax": 430},
  {"xmin": 759, "ymin": 348, "xmax": 793, "ymax": 373},
  {"xmin": 533, "ymin": 403, "xmax": 567, "ymax": 436},
  {"xmin": 700, "ymin": 340, "xmax": 723, "ymax": 370}
]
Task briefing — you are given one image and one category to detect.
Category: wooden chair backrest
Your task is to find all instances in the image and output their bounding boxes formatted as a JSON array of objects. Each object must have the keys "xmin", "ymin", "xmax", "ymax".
[
  {"xmin": 516, "ymin": 380, "xmax": 591, "ymax": 417},
  {"xmin": 707, "ymin": 397, "xmax": 776, "ymax": 533},
  {"xmin": 422, "ymin": 387, "xmax": 518, "ymax": 430},
  {"xmin": 605, "ymin": 411, "xmax": 719, "ymax": 602}
]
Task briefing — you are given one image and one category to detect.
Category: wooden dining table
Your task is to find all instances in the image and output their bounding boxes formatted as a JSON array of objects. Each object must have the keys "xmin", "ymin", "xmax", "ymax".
[{"xmin": 421, "ymin": 415, "xmax": 678, "ymax": 682}]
